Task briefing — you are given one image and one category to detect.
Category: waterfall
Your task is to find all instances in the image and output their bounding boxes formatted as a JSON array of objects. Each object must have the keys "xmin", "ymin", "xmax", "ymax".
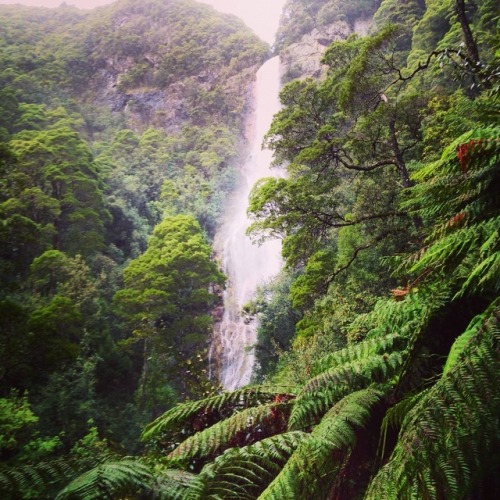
[{"xmin": 216, "ymin": 56, "xmax": 283, "ymax": 391}]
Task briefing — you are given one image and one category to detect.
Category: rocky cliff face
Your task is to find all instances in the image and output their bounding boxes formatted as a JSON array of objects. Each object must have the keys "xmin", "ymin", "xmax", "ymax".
[
  {"xmin": 78, "ymin": 1, "xmax": 268, "ymax": 136},
  {"xmin": 89, "ymin": 59, "xmax": 259, "ymax": 135},
  {"xmin": 279, "ymin": 17, "xmax": 373, "ymax": 82}
]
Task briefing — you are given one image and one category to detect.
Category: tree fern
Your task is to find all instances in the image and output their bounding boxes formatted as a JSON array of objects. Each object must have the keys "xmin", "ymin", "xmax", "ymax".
[
  {"xmin": 378, "ymin": 388, "xmax": 431, "ymax": 462},
  {"xmin": 410, "ymin": 127, "xmax": 499, "ymax": 221},
  {"xmin": 142, "ymin": 386, "xmax": 296, "ymax": 444},
  {"xmin": 443, "ymin": 298, "xmax": 499, "ymax": 375},
  {"xmin": 289, "ymin": 351, "xmax": 404, "ymax": 430},
  {"xmin": 187, "ymin": 432, "xmax": 307, "ymax": 499},
  {"xmin": 152, "ymin": 468, "xmax": 197, "ymax": 500},
  {"xmin": 260, "ymin": 389, "xmax": 383, "ymax": 499},
  {"xmin": 401, "ymin": 125, "xmax": 500, "ymax": 296},
  {"xmin": 0, "ymin": 458, "xmax": 82, "ymax": 500},
  {"xmin": 166, "ymin": 402, "xmax": 293, "ymax": 465},
  {"xmin": 55, "ymin": 458, "xmax": 153, "ymax": 500},
  {"xmin": 365, "ymin": 304, "xmax": 500, "ymax": 499},
  {"xmin": 312, "ymin": 332, "xmax": 407, "ymax": 376},
  {"xmin": 349, "ymin": 287, "xmax": 450, "ymax": 342}
]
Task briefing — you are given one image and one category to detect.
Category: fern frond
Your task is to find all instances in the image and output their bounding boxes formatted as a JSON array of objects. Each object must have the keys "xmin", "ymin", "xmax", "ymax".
[
  {"xmin": 349, "ymin": 288, "xmax": 450, "ymax": 342},
  {"xmin": 167, "ymin": 402, "xmax": 292, "ymax": 464},
  {"xmin": 56, "ymin": 457, "xmax": 153, "ymax": 500},
  {"xmin": 409, "ymin": 126, "xmax": 499, "ymax": 221},
  {"xmin": 142, "ymin": 386, "xmax": 296, "ymax": 443},
  {"xmin": 153, "ymin": 468, "xmax": 197, "ymax": 500},
  {"xmin": 260, "ymin": 388, "xmax": 383, "ymax": 500},
  {"xmin": 289, "ymin": 351, "xmax": 404, "ymax": 430},
  {"xmin": 379, "ymin": 388, "xmax": 431, "ymax": 460},
  {"xmin": 400, "ymin": 125, "xmax": 500, "ymax": 296},
  {"xmin": 443, "ymin": 298, "xmax": 499, "ymax": 375},
  {"xmin": 407, "ymin": 218, "xmax": 500, "ymax": 295},
  {"xmin": 457, "ymin": 225, "xmax": 499, "ymax": 296},
  {"xmin": 188, "ymin": 432, "xmax": 307, "ymax": 499},
  {"xmin": 312, "ymin": 333, "xmax": 407, "ymax": 376},
  {"xmin": 366, "ymin": 305, "xmax": 500, "ymax": 499},
  {"xmin": 0, "ymin": 457, "xmax": 93, "ymax": 500}
]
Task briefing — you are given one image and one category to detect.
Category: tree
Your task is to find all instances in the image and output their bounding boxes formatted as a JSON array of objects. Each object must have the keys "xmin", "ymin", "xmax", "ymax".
[
  {"xmin": 1, "ymin": 119, "xmax": 110, "ymax": 280},
  {"xmin": 249, "ymin": 27, "xmax": 426, "ymax": 272},
  {"xmin": 114, "ymin": 215, "xmax": 224, "ymax": 406},
  {"xmin": 132, "ymin": 97, "xmax": 500, "ymax": 500}
]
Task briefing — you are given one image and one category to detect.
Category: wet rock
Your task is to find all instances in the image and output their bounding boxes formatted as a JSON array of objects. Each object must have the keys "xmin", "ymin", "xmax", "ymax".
[{"xmin": 280, "ymin": 18, "xmax": 373, "ymax": 82}]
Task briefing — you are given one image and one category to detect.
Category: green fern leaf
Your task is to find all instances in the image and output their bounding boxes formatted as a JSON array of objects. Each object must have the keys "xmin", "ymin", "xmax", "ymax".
[
  {"xmin": 260, "ymin": 388, "xmax": 383, "ymax": 499},
  {"xmin": 142, "ymin": 386, "xmax": 296, "ymax": 443},
  {"xmin": 167, "ymin": 402, "xmax": 292, "ymax": 464},
  {"xmin": 56, "ymin": 458, "xmax": 153, "ymax": 500},
  {"xmin": 366, "ymin": 304, "xmax": 500, "ymax": 499},
  {"xmin": 153, "ymin": 468, "xmax": 197, "ymax": 500},
  {"xmin": 443, "ymin": 299, "xmax": 499, "ymax": 375},
  {"xmin": 289, "ymin": 352, "xmax": 404, "ymax": 430},
  {"xmin": 0, "ymin": 457, "xmax": 92, "ymax": 500},
  {"xmin": 313, "ymin": 333, "xmax": 407, "ymax": 376},
  {"xmin": 188, "ymin": 432, "xmax": 307, "ymax": 499}
]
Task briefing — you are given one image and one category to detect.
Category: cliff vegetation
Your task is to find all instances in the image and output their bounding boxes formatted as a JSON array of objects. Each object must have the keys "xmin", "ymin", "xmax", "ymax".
[{"xmin": 0, "ymin": 0, "xmax": 499, "ymax": 498}]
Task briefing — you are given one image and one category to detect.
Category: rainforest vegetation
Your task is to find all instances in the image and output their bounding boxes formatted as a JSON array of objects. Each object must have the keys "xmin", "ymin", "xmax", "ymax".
[{"xmin": 0, "ymin": 0, "xmax": 499, "ymax": 498}]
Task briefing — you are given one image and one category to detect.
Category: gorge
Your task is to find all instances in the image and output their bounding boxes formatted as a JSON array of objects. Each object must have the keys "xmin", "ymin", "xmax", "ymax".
[{"xmin": 0, "ymin": 0, "xmax": 498, "ymax": 498}]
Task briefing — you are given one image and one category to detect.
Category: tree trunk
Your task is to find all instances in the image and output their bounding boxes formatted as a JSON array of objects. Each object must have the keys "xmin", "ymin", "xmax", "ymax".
[
  {"xmin": 388, "ymin": 118, "xmax": 412, "ymax": 188},
  {"xmin": 455, "ymin": 0, "xmax": 480, "ymax": 66},
  {"xmin": 138, "ymin": 337, "xmax": 150, "ymax": 410},
  {"xmin": 388, "ymin": 118, "xmax": 423, "ymax": 230}
]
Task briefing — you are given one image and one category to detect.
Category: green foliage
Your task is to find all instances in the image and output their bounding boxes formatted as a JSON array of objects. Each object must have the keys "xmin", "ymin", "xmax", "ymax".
[
  {"xmin": 0, "ymin": 0, "xmax": 268, "ymax": 477},
  {"xmin": 374, "ymin": 0, "xmax": 426, "ymax": 50},
  {"xmin": 260, "ymin": 388, "xmax": 383, "ymax": 499},
  {"xmin": 142, "ymin": 386, "xmax": 297, "ymax": 450},
  {"xmin": 190, "ymin": 432, "xmax": 306, "ymax": 499},
  {"xmin": 275, "ymin": 0, "xmax": 382, "ymax": 50},
  {"xmin": 0, "ymin": 458, "xmax": 80, "ymax": 500},
  {"xmin": 367, "ymin": 303, "xmax": 499, "ymax": 498},
  {"xmin": 115, "ymin": 214, "xmax": 223, "ymax": 328},
  {"xmin": 0, "ymin": 121, "xmax": 110, "ymax": 275},
  {"xmin": 166, "ymin": 402, "xmax": 292, "ymax": 466},
  {"xmin": 0, "ymin": 394, "xmax": 38, "ymax": 458},
  {"xmin": 114, "ymin": 215, "xmax": 224, "ymax": 403},
  {"xmin": 399, "ymin": 123, "xmax": 500, "ymax": 300},
  {"xmin": 1, "ymin": 0, "xmax": 499, "ymax": 497},
  {"xmin": 56, "ymin": 457, "xmax": 153, "ymax": 500},
  {"xmin": 252, "ymin": 272, "xmax": 299, "ymax": 381}
]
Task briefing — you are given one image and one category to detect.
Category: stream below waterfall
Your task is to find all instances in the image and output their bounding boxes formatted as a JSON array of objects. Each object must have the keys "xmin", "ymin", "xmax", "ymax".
[{"xmin": 215, "ymin": 56, "xmax": 283, "ymax": 391}]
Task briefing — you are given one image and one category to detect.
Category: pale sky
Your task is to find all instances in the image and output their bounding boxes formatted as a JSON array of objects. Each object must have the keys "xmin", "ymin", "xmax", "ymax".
[{"xmin": 0, "ymin": 0, "xmax": 286, "ymax": 44}]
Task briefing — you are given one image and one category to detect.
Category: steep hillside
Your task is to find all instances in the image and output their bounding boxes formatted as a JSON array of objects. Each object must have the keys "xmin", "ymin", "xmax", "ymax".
[
  {"xmin": 0, "ymin": 0, "xmax": 268, "ymax": 239},
  {"xmin": 0, "ymin": 0, "xmax": 267, "ymax": 476},
  {"xmin": 0, "ymin": 0, "xmax": 498, "ymax": 498},
  {"xmin": 277, "ymin": 0, "xmax": 378, "ymax": 80}
]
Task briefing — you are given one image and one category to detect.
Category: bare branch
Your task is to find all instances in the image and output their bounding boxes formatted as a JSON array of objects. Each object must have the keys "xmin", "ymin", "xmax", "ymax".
[{"xmin": 325, "ymin": 230, "xmax": 396, "ymax": 285}]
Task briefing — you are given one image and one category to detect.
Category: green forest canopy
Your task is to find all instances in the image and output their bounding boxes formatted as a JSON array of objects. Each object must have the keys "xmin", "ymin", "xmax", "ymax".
[
  {"xmin": 0, "ymin": 0, "xmax": 266, "ymax": 491},
  {"xmin": 0, "ymin": 0, "xmax": 499, "ymax": 498}
]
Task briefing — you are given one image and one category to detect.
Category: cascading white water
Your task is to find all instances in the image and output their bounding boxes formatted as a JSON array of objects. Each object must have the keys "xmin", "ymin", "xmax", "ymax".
[{"xmin": 217, "ymin": 56, "xmax": 283, "ymax": 391}]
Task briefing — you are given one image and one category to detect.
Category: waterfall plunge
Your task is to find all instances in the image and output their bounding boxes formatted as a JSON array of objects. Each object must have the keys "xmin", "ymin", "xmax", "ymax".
[{"xmin": 216, "ymin": 56, "xmax": 283, "ymax": 391}]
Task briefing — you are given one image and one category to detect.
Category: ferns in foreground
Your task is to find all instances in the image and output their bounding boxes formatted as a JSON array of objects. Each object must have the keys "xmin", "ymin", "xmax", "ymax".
[
  {"xmin": 56, "ymin": 458, "xmax": 154, "ymax": 500},
  {"xmin": 188, "ymin": 432, "xmax": 307, "ymax": 499},
  {"xmin": 367, "ymin": 303, "xmax": 500, "ymax": 499},
  {"xmin": 51, "ymin": 48, "xmax": 500, "ymax": 500},
  {"xmin": 260, "ymin": 388, "xmax": 384, "ymax": 499},
  {"xmin": 142, "ymin": 386, "xmax": 297, "ymax": 446},
  {"xmin": 0, "ymin": 458, "xmax": 81, "ymax": 500}
]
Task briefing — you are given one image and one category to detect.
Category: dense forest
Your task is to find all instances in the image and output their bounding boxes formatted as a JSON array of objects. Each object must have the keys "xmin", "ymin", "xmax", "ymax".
[
  {"xmin": 0, "ymin": 0, "xmax": 267, "ymax": 493},
  {"xmin": 1, "ymin": 0, "xmax": 499, "ymax": 498}
]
